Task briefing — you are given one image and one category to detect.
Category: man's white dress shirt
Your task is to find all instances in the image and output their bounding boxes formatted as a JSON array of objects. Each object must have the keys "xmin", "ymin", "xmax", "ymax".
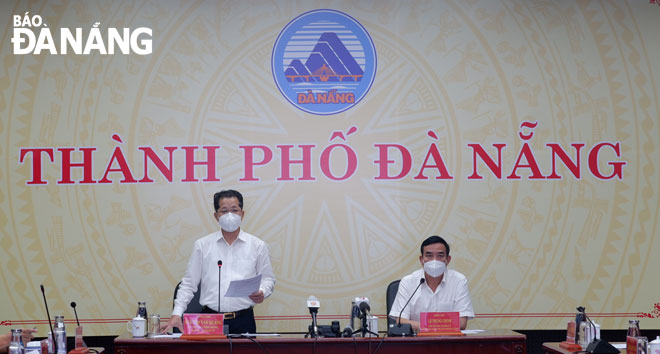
[
  {"xmin": 388, "ymin": 268, "xmax": 474, "ymax": 322},
  {"xmin": 172, "ymin": 230, "xmax": 276, "ymax": 317}
]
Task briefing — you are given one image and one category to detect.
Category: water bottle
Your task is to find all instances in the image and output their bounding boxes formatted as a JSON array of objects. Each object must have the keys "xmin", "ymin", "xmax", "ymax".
[
  {"xmin": 578, "ymin": 321, "xmax": 590, "ymax": 348},
  {"xmin": 136, "ymin": 301, "xmax": 148, "ymax": 332},
  {"xmin": 47, "ymin": 332, "xmax": 53, "ymax": 354},
  {"xmin": 136, "ymin": 301, "xmax": 148, "ymax": 319},
  {"xmin": 575, "ymin": 307, "xmax": 586, "ymax": 344},
  {"xmin": 8, "ymin": 328, "xmax": 25, "ymax": 354},
  {"xmin": 54, "ymin": 316, "xmax": 66, "ymax": 354},
  {"xmin": 628, "ymin": 319, "xmax": 641, "ymax": 338},
  {"xmin": 350, "ymin": 301, "xmax": 360, "ymax": 330}
]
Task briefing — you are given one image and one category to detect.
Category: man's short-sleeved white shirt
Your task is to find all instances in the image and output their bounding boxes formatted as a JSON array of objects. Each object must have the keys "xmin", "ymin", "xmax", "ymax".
[{"xmin": 388, "ymin": 268, "xmax": 474, "ymax": 322}]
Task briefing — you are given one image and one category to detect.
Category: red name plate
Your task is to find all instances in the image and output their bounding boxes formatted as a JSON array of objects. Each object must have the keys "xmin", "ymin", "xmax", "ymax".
[
  {"xmin": 419, "ymin": 312, "xmax": 463, "ymax": 336},
  {"xmin": 566, "ymin": 321, "xmax": 576, "ymax": 343},
  {"xmin": 75, "ymin": 326, "xmax": 84, "ymax": 348},
  {"xmin": 183, "ymin": 313, "xmax": 224, "ymax": 335},
  {"xmin": 627, "ymin": 336, "xmax": 638, "ymax": 354},
  {"xmin": 559, "ymin": 321, "xmax": 581, "ymax": 351}
]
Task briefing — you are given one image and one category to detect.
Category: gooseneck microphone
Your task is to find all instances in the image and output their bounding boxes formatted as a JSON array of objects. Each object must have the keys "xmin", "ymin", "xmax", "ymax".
[
  {"xmin": 387, "ymin": 278, "xmax": 425, "ymax": 337},
  {"xmin": 70, "ymin": 302, "xmax": 81, "ymax": 327},
  {"xmin": 583, "ymin": 308, "xmax": 619, "ymax": 354},
  {"xmin": 40, "ymin": 285, "xmax": 58, "ymax": 354},
  {"xmin": 397, "ymin": 278, "xmax": 425, "ymax": 327},
  {"xmin": 307, "ymin": 296, "xmax": 320, "ymax": 338},
  {"xmin": 217, "ymin": 260, "xmax": 222, "ymax": 313}
]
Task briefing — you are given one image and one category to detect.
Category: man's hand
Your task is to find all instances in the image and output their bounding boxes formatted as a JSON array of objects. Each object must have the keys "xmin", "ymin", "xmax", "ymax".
[
  {"xmin": 410, "ymin": 320, "xmax": 421, "ymax": 333},
  {"xmin": 22, "ymin": 328, "xmax": 37, "ymax": 343},
  {"xmin": 160, "ymin": 315, "xmax": 182, "ymax": 334},
  {"xmin": 249, "ymin": 290, "xmax": 265, "ymax": 304},
  {"xmin": 459, "ymin": 317, "xmax": 468, "ymax": 330}
]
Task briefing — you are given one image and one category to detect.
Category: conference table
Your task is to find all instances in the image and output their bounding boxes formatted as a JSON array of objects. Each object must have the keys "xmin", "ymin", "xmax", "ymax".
[
  {"xmin": 114, "ymin": 329, "xmax": 526, "ymax": 354},
  {"xmin": 542, "ymin": 341, "xmax": 624, "ymax": 353},
  {"xmin": 541, "ymin": 342, "xmax": 583, "ymax": 354}
]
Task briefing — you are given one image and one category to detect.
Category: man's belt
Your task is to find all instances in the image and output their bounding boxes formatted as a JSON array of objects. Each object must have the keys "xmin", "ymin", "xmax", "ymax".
[{"xmin": 202, "ymin": 306, "xmax": 252, "ymax": 320}]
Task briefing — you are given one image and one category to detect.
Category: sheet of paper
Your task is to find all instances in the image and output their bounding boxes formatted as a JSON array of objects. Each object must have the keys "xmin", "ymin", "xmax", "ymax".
[
  {"xmin": 151, "ymin": 333, "xmax": 183, "ymax": 338},
  {"xmin": 461, "ymin": 329, "xmax": 487, "ymax": 334},
  {"xmin": 230, "ymin": 333, "xmax": 281, "ymax": 337},
  {"xmin": 224, "ymin": 274, "xmax": 262, "ymax": 297}
]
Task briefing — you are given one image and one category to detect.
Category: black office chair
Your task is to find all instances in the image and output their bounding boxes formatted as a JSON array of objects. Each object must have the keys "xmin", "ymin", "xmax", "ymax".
[
  {"xmin": 173, "ymin": 281, "xmax": 203, "ymax": 313},
  {"xmin": 385, "ymin": 280, "xmax": 400, "ymax": 325},
  {"xmin": 171, "ymin": 281, "xmax": 203, "ymax": 333}
]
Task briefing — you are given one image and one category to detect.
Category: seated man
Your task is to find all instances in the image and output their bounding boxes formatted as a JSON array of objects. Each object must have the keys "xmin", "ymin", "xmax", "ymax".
[
  {"xmin": 389, "ymin": 236, "xmax": 474, "ymax": 331},
  {"xmin": 162, "ymin": 189, "xmax": 276, "ymax": 334},
  {"xmin": 0, "ymin": 328, "xmax": 36, "ymax": 353}
]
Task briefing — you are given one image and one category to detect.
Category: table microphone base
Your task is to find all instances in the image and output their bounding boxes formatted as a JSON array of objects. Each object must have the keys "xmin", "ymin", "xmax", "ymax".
[
  {"xmin": 585, "ymin": 339, "xmax": 620, "ymax": 354},
  {"xmin": 387, "ymin": 323, "xmax": 413, "ymax": 337}
]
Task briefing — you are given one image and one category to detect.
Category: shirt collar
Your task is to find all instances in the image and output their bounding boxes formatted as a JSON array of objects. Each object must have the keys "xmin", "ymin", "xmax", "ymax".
[
  {"xmin": 217, "ymin": 230, "xmax": 245, "ymax": 244},
  {"xmin": 440, "ymin": 269, "xmax": 448, "ymax": 284},
  {"xmin": 419, "ymin": 268, "xmax": 449, "ymax": 287}
]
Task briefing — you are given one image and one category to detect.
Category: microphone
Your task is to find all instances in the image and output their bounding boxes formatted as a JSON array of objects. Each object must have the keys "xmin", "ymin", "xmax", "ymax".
[
  {"xmin": 583, "ymin": 309, "xmax": 619, "ymax": 353},
  {"xmin": 70, "ymin": 301, "xmax": 88, "ymax": 349},
  {"xmin": 398, "ymin": 278, "xmax": 425, "ymax": 327},
  {"xmin": 307, "ymin": 295, "xmax": 320, "ymax": 313},
  {"xmin": 71, "ymin": 302, "xmax": 81, "ymax": 327},
  {"xmin": 388, "ymin": 278, "xmax": 425, "ymax": 337},
  {"xmin": 353, "ymin": 297, "xmax": 374, "ymax": 337},
  {"xmin": 354, "ymin": 297, "xmax": 370, "ymax": 319},
  {"xmin": 358, "ymin": 301, "xmax": 371, "ymax": 317},
  {"xmin": 40, "ymin": 285, "xmax": 58, "ymax": 354},
  {"xmin": 217, "ymin": 260, "xmax": 222, "ymax": 313},
  {"xmin": 307, "ymin": 296, "xmax": 320, "ymax": 337}
]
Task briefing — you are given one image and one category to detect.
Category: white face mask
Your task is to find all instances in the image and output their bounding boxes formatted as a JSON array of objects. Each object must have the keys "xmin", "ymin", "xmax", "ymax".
[
  {"xmin": 218, "ymin": 212, "xmax": 241, "ymax": 232},
  {"xmin": 423, "ymin": 260, "xmax": 446, "ymax": 278}
]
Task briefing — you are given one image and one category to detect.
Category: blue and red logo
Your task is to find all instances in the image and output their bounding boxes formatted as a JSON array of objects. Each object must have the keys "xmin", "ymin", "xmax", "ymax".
[{"xmin": 272, "ymin": 9, "xmax": 377, "ymax": 115}]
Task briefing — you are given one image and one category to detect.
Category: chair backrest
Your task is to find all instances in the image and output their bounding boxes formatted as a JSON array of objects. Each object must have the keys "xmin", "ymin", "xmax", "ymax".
[
  {"xmin": 385, "ymin": 280, "xmax": 401, "ymax": 325},
  {"xmin": 173, "ymin": 281, "xmax": 203, "ymax": 314}
]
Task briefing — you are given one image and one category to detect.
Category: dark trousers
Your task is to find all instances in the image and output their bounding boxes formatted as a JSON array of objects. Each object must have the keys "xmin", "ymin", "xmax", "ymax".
[{"xmin": 202, "ymin": 306, "xmax": 256, "ymax": 334}]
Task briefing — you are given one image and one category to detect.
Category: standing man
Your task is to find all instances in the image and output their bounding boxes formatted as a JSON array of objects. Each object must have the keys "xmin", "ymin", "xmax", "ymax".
[
  {"xmin": 162, "ymin": 189, "xmax": 276, "ymax": 334},
  {"xmin": 389, "ymin": 236, "xmax": 474, "ymax": 331}
]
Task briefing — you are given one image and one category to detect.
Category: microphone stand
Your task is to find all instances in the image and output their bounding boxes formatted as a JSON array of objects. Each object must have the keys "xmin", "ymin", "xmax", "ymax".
[
  {"xmin": 217, "ymin": 260, "xmax": 222, "ymax": 314},
  {"xmin": 305, "ymin": 297, "xmax": 320, "ymax": 338},
  {"xmin": 218, "ymin": 260, "xmax": 225, "ymax": 334},
  {"xmin": 40, "ymin": 285, "xmax": 58, "ymax": 354},
  {"xmin": 361, "ymin": 311, "xmax": 369, "ymax": 337},
  {"xmin": 309, "ymin": 309, "xmax": 319, "ymax": 338},
  {"xmin": 352, "ymin": 305, "xmax": 378, "ymax": 337}
]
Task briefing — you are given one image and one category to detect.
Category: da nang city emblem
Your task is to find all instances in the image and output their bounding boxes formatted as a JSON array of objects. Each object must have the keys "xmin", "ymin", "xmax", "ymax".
[{"xmin": 272, "ymin": 9, "xmax": 377, "ymax": 115}]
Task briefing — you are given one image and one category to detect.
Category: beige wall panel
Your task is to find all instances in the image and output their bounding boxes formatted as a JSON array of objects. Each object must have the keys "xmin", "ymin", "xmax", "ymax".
[{"xmin": 1, "ymin": 0, "xmax": 658, "ymax": 335}]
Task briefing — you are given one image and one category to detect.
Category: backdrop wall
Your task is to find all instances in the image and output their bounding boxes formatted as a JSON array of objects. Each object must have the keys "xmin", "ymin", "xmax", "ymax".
[{"xmin": 1, "ymin": 0, "xmax": 659, "ymax": 335}]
